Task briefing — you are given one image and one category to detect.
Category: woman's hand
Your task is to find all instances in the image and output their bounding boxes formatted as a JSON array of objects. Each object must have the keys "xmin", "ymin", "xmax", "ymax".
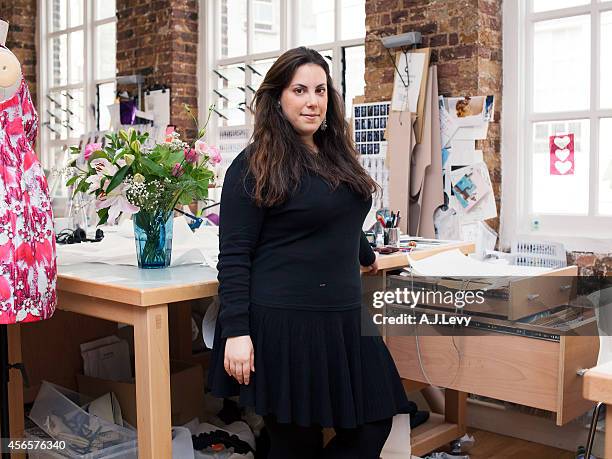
[
  {"xmin": 363, "ymin": 258, "xmax": 379, "ymax": 275},
  {"xmin": 224, "ymin": 335, "xmax": 255, "ymax": 385}
]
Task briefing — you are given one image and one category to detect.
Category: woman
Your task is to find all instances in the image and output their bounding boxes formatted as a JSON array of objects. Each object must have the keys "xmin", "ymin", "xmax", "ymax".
[{"xmin": 208, "ymin": 47, "xmax": 410, "ymax": 459}]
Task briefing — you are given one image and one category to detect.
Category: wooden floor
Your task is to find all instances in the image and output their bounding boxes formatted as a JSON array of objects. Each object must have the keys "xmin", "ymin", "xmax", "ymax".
[{"xmin": 431, "ymin": 428, "xmax": 577, "ymax": 459}]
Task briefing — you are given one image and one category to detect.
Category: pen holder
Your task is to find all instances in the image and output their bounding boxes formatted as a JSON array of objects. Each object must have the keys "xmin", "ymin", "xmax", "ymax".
[{"xmin": 384, "ymin": 227, "xmax": 399, "ymax": 247}]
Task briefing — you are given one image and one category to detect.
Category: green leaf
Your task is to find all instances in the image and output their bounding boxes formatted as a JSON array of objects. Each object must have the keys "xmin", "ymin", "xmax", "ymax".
[
  {"xmin": 65, "ymin": 175, "xmax": 79, "ymax": 187},
  {"xmin": 141, "ymin": 157, "xmax": 166, "ymax": 176},
  {"xmin": 97, "ymin": 207, "xmax": 109, "ymax": 226},
  {"xmin": 76, "ymin": 180, "xmax": 90, "ymax": 194},
  {"xmin": 105, "ymin": 165, "xmax": 131, "ymax": 194},
  {"xmin": 87, "ymin": 151, "xmax": 109, "ymax": 162}
]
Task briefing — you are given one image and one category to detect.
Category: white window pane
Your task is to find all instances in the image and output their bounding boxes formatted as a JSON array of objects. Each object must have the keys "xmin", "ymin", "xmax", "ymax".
[
  {"xmin": 220, "ymin": 0, "xmax": 247, "ymax": 58},
  {"xmin": 69, "ymin": 0, "xmax": 84, "ymax": 27},
  {"xmin": 532, "ymin": 0, "xmax": 589, "ymax": 12},
  {"xmin": 50, "ymin": 35, "xmax": 68, "ymax": 86},
  {"xmin": 599, "ymin": 119, "xmax": 612, "ymax": 215},
  {"xmin": 533, "ymin": 15, "xmax": 590, "ymax": 112},
  {"xmin": 96, "ymin": 0, "xmax": 116, "ymax": 20},
  {"xmin": 46, "ymin": 91, "xmax": 65, "ymax": 140},
  {"xmin": 67, "ymin": 88, "xmax": 86, "ymax": 139},
  {"xmin": 215, "ymin": 64, "xmax": 246, "ymax": 127},
  {"xmin": 601, "ymin": 12, "xmax": 612, "ymax": 108},
  {"xmin": 69, "ymin": 31, "xmax": 84, "ymax": 84},
  {"xmin": 95, "ymin": 22, "xmax": 116, "ymax": 79},
  {"xmin": 531, "ymin": 120, "xmax": 589, "ymax": 215},
  {"xmin": 343, "ymin": 45, "xmax": 365, "ymax": 117},
  {"xmin": 50, "ymin": 0, "xmax": 67, "ymax": 32},
  {"xmin": 297, "ymin": 0, "xmax": 334, "ymax": 45},
  {"xmin": 253, "ymin": 0, "xmax": 280, "ymax": 53},
  {"xmin": 319, "ymin": 49, "xmax": 334, "ymax": 68},
  {"xmin": 340, "ymin": 0, "xmax": 365, "ymax": 40},
  {"xmin": 98, "ymin": 82, "xmax": 116, "ymax": 130},
  {"xmin": 250, "ymin": 58, "xmax": 275, "ymax": 90}
]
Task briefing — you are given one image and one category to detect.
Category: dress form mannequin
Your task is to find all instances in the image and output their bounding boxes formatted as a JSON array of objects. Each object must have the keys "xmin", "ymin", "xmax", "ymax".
[
  {"xmin": 0, "ymin": 19, "xmax": 21, "ymax": 103},
  {"xmin": 0, "ymin": 20, "xmax": 18, "ymax": 456},
  {"xmin": 0, "ymin": 19, "xmax": 49, "ymax": 459}
]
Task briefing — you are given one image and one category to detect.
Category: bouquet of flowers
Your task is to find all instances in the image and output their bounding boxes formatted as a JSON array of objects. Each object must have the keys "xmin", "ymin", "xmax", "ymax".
[{"xmin": 65, "ymin": 105, "xmax": 221, "ymax": 268}]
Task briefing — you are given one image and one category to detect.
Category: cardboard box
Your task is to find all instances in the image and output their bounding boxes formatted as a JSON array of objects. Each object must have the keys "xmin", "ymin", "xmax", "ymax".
[{"xmin": 77, "ymin": 360, "xmax": 205, "ymax": 427}]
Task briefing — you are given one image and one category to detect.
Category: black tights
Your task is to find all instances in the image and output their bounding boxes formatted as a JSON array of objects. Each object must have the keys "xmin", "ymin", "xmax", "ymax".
[{"xmin": 264, "ymin": 415, "xmax": 393, "ymax": 459}]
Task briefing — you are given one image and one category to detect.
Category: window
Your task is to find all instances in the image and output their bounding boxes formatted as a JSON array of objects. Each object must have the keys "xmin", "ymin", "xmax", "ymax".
[
  {"xmin": 201, "ymin": 0, "xmax": 366, "ymax": 162},
  {"xmin": 502, "ymin": 0, "xmax": 612, "ymax": 251},
  {"xmin": 39, "ymin": 0, "xmax": 116, "ymax": 172}
]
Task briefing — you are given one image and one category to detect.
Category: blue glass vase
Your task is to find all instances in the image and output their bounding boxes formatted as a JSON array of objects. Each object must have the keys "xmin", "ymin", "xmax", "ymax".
[{"xmin": 132, "ymin": 209, "xmax": 173, "ymax": 269}]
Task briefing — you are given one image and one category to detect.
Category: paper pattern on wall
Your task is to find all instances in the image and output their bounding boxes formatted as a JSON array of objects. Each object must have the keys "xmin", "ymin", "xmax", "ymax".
[
  {"xmin": 449, "ymin": 162, "xmax": 497, "ymax": 223},
  {"xmin": 549, "ymin": 133, "xmax": 574, "ymax": 176},
  {"xmin": 391, "ymin": 51, "xmax": 427, "ymax": 113},
  {"xmin": 443, "ymin": 95, "xmax": 494, "ymax": 141}
]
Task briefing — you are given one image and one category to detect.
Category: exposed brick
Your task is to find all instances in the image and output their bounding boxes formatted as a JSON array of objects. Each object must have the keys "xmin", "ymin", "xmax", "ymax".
[{"xmin": 116, "ymin": 0, "xmax": 198, "ymax": 139}]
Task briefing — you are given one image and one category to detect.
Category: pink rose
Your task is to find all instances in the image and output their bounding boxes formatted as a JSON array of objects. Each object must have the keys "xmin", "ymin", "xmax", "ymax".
[
  {"xmin": 171, "ymin": 163, "xmax": 185, "ymax": 177},
  {"xmin": 209, "ymin": 145, "xmax": 222, "ymax": 164},
  {"xmin": 184, "ymin": 148, "xmax": 201, "ymax": 164},
  {"xmin": 84, "ymin": 142, "xmax": 103, "ymax": 160}
]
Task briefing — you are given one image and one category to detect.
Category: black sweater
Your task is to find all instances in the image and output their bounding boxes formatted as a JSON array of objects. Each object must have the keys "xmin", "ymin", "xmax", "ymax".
[{"xmin": 217, "ymin": 150, "xmax": 376, "ymax": 338}]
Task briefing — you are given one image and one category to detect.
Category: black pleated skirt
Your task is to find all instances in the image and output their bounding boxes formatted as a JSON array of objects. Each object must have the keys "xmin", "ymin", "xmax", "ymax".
[{"xmin": 207, "ymin": 304, "xmax": 411, "ymax": 428}]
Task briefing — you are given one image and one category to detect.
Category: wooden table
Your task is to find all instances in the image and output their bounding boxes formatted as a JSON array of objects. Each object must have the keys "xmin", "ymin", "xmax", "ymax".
[
  {"xmin": 583, "ymin": 361, "xmax": 612, "ymax": 458},
  {"xmin": 4, "ymin": 241, "xmax": 473, "ymax": 458}
]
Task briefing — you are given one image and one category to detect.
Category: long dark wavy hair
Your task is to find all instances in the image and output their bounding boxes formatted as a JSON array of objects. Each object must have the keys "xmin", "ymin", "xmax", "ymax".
[{"xmin": 248, "ymin": 46, "xmax": 378, "ymax": 207}]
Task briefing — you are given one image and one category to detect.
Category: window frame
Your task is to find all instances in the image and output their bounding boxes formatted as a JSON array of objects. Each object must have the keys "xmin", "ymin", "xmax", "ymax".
[
  {"xmin": 199, "ymin": 0, "xmax": 365, "ymax": 148},
  {"xmin": 37, "ymin": 0, "xmax": 116, "ymax": 172},
  {"xmin": 501, "ymin": 0, "xmax": 612, "ymax": 252}
]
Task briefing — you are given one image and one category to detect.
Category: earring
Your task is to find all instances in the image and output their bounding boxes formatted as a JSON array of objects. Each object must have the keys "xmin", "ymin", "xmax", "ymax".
[
  {"xmin": 320, "ymin": 117, "xmax": 327, "ymax": 131},
  {"xmin": 277, "ymin": 100, "xmax": 281, "ymax": 109}
]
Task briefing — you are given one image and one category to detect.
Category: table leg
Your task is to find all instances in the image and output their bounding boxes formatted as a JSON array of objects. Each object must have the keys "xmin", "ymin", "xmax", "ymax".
[
  {"xmin": 6, "ymin": 325, "xmax": 24, "ymax": 459},
  {"xmin": 133, "ymin": 304, "xmax": 172, "ymax": 458},
  {"xmin": 445, "ymin": 389, "xmax": 467, "ymax": 433}
]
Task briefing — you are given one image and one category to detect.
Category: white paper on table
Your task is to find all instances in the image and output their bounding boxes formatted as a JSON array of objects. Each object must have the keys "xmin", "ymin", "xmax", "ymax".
[
  {"xmin": 460, "ymin": 221, "xmax": 498, "ymax": 260},
  {"xmin": 407, "ymin": 248, "xmax": 551, "ymax": 277},
  {"xmin": 449, "ymin": 163, "xmax": 497, "ymax": 223},
  {"xmin": 391, "ymin": 51, "xmax": 426, "ymax": 113},
  {"xmin": 57, "ymin": 216, "xmax": 220, "ymax": 267},
  {"xmin": 439, "ymin": 96, "xmax": 458, "ymax": 148}
]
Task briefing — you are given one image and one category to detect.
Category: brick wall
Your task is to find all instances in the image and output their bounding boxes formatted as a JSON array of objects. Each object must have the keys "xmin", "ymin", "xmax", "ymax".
[
  {"xmin": 116, "ymin": 0, "xmax": 199, "ymax": 140},
  {"xmin": 364, "ymin": 0, "xmax": 502, "ymax": 231},
  {"xmin": 0, "ymin": 0, "xmax": 37, "ymax": 104}
]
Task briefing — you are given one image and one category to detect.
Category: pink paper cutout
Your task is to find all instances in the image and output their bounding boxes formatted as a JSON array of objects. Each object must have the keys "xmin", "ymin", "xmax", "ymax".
[{"xmin": 549, "ymin": 133, "xmax": 574, "ymax": 176}]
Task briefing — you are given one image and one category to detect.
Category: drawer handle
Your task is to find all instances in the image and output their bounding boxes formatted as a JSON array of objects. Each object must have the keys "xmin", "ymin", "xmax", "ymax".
[
  {"xmin": 576, "ymin": 368, "xmax": 589, "ymax": 376},
  {"xmin": 527, "ymin": 293, "xmax": 540, "ymax": 301},
  {"xmin": 560, "ymin": 284, "xmax": 572, "ymax": 291}
]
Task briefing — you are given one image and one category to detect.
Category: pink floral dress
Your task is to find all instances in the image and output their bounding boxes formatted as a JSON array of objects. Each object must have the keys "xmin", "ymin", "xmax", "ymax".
[{"xmin": 0, "ymin": 78, "xmax": 56, "ymax": 324}]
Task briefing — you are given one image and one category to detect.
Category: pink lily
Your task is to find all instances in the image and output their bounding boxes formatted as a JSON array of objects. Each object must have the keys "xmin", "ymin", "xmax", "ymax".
[
  {"xmin": 91, "ymin": 158, "xmax": 118, "ymax": 176},
  {"xmin": 95, "ymin": 184, "xmax": 140, "ymax": 222}
]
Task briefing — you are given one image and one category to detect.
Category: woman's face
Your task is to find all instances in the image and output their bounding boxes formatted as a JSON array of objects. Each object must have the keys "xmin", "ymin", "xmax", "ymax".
[{"xmin": 279, "ymin": 63, "xmax": 328, "ymax": 139}]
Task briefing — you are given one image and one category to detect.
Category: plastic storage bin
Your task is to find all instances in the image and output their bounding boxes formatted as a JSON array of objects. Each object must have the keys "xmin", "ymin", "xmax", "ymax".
[{"xmin": 28, "ymin": 381, "xmax": 137, "ymax": 459}]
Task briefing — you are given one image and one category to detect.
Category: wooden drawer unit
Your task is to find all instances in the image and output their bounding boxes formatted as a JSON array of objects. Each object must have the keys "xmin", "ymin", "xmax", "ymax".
[{"xmin": 387, "ymin": 332, "xmax": 598, "ymax": 425}]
